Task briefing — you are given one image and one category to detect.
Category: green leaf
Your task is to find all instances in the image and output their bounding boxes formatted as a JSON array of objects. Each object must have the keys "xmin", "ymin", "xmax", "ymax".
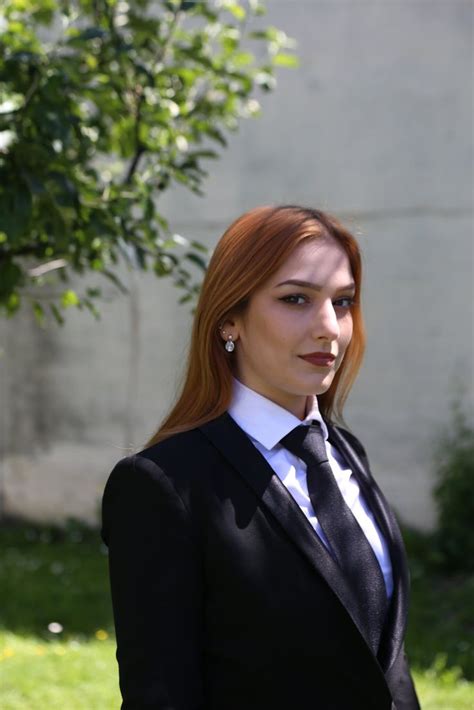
[
  {"xmin": 154, "ymin": 258, "xmax": 173, "ymax": 276},
  {"xmin": 101, "ymin": 270, "xmax": 129, "ymax": 294},
  {"xmin": 82, "ymin": 298, "xmax": 101, "ymax": 320},
  {"xmin": 190, "ymin": 240, "xmax": 209, "ymax": 253},
  {"xmin": 61, "ymin": 289, "xmax": 80, "ymax": 307},
  {"xmin": 249, "ymin": 28, "xmax": 279, "ymax": 41},
  {"xmin": 223, "ymin": 2, "xmax": 246, "ymax": 21},
  {"xmin": 203, "ymin": 126, "xmax": 228, "ymax": 146},
  {"xmin": 50, "ymin": 302, "xmax": 65, "ymax": 325},
  {"xmin": 272, "ymin": 53, "xmax": 300, "ymax": 68},
  {"xmin": 185, "ymin": 252, "xmax": 208, "ymax": 271},
  {"xmin": 5, "ymin": 291, "xmax": 21, "ymax": 316},
  {"xmin": 249, "ymin": 0, "xmax": 266, "ymax": 15},
  {"xmin": 231, "ymin": 51, "xmax": 254, "ymax": 67},
  {"xmin": 32, "ymin": 300, "xmax": 45, "ymax": 326}
]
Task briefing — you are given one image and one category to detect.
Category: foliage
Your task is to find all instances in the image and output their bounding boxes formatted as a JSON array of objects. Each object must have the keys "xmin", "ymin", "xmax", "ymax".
[
  {"xmin": 431, "ymin": 404, "xmax": 474, "ymax": 573},
  {"xmin": 0, "ymin": 0, "xmax": 297, "ymax": 324},
  {"xmin": 403, "ymin": 526, "xmax": 474, "ymax": 681}
]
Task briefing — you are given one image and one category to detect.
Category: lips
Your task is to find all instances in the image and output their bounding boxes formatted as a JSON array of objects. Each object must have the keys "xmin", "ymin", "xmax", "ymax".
[{"xmin": 299, "ymin": 352, "xmax": 336, "ymax": 367}]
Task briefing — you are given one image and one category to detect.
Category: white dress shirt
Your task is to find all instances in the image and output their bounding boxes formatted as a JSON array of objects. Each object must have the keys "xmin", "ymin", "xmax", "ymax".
[{"xmin": 228, "ymin": 378, "xmax": 394, "ymax": 598}]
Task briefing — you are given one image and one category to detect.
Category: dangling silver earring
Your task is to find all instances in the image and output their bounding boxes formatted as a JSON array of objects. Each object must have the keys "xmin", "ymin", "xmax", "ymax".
[{"xmin": 225, "ymin": 334, "xmax": 235, "ymax": 352}]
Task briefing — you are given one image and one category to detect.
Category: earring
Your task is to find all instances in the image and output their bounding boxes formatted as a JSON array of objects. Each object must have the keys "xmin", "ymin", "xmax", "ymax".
[{"xmin": 225, "ymin": 335, "xmax": 235, "ymax": 352}]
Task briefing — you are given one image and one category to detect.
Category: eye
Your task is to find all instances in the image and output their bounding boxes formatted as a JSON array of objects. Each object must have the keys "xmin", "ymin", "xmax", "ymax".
[
  {"xmin": 279, "ymin": 294, "xmax": 309, "ymax": 306},
  {"xmin": 333, "ymin": 296, "xmax": 355, "ymax": 309}
]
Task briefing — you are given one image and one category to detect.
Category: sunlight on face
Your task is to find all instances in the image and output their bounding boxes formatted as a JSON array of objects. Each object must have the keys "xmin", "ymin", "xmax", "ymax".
[{"xmin": 225, "ymin": 237, "xmax": 355, "ymax": 418}]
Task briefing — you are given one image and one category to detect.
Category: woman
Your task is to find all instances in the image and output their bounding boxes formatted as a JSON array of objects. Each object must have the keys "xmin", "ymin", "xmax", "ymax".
[{"xmin": 101, "ymin": 205, "xmax": 420, "ymax": 710}]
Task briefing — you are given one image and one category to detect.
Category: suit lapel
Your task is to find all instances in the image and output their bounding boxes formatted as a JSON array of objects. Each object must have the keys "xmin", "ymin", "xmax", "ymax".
[
  {"xmin": 326, "ymin": 422, "xmax": 409, "ymax": 673},
  {"xmin": 199, "ymin": 413, "xmax": 380, "ymax": 655}
]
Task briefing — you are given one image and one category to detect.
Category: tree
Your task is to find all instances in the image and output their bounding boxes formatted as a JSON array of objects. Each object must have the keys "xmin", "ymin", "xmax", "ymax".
[{"xmin": 0, "ymin": 0, "xmax": 297, "ymax": 324}]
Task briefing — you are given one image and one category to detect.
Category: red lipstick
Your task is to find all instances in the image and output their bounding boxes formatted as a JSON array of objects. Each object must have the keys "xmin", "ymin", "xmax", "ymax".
[{"xmin": 299, "ymin": 352, "xmax": 336, "ymax": 368}]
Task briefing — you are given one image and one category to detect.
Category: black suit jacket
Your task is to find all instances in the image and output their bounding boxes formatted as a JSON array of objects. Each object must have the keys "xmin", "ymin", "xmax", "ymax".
[{"xmin": 101, "ymin": 413, "xmax": 420, "ymax": 710}]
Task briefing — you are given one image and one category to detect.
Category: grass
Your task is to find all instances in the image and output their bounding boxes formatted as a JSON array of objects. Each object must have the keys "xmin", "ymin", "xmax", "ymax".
[
  {"xmin": 1, "ymin": 633, "xmax": 120, "ymax": 709},
  {"xmin": 0, "ymin": 521, "xmax": 473, "ymax": 709}
]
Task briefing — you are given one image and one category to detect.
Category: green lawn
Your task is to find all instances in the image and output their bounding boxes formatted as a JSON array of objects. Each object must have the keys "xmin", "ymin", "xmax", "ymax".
[
  {"xmin": 1, "ymin": 633, "xmax": 120, "ymax": 709},
  {"xmin": 0, "ymin": 523, "xmax": 472, "ymax": 709}
]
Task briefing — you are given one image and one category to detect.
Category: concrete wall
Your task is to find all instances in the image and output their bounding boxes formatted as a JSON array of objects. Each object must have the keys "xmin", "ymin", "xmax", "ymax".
[{"xmin": 1, "ymin": 0, "xmax": 472, "ymax": 528}]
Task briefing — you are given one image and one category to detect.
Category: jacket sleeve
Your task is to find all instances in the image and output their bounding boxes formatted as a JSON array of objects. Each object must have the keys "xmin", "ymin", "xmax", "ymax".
[{"xmin": 101, "ymin": 454, "xmax": 205, "ymax": 710}]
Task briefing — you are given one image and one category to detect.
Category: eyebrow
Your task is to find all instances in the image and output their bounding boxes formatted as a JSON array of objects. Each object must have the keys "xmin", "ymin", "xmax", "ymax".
[{"xmin": 275, "ymin": 279, "xmax": 356, "ymax": 292}]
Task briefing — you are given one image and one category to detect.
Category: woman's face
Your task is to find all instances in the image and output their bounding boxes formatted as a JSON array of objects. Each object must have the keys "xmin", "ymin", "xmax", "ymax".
[{"xmin": 223, "ymin": 237, "xmax": 355, "ymax": 419}]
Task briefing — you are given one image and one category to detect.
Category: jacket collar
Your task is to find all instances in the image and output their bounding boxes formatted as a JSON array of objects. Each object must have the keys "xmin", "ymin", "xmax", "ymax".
[{"xmin": 199, "ymin": 412, "xmax": 404, "ymax": 681}]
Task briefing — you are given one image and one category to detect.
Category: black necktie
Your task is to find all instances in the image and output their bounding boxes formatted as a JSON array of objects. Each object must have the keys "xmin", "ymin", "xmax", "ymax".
[{"xmin": 280, "ymin": 422, "xmax": 388, "ymax": 654}]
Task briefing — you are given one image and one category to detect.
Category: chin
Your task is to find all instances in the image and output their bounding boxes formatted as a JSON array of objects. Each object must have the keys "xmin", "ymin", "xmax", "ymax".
[
  {"xmin": 290, "ymin": 376, "xmax": 331, "ymax": 398},
  {"xmin": 310, "ymin": 375, "xmax": 334, "ymax": 396}
]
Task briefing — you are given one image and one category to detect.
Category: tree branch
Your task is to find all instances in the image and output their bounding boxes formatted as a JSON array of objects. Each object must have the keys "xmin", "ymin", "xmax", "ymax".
[
  {"xmin": 122, "ymin": 6, "xmax": 184, "ymax": 186},
  {"xmin": 28, "ymin": 258, "xmax": 68, "ymax": 277},
  {"xmin": 124, "ymin": 145, "xmax": 145, "ymax": 184}
]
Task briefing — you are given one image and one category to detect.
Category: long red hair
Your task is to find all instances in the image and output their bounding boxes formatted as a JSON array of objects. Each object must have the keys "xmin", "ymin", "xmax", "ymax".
[{"xmin": 145, "ymin": 205, "xmax": 365, "ymax": 447}]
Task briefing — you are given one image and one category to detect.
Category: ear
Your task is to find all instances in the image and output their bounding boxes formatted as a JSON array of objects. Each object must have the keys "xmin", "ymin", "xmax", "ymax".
[{"xmin": 218, "ymin": 317, "xmax": 240, "ymax": 343}]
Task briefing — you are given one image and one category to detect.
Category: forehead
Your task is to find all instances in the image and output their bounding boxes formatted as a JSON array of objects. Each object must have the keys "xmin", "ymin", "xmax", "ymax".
[{"xmin": 268, "ymin": 237, "xmax": 353, "ymax": 286}]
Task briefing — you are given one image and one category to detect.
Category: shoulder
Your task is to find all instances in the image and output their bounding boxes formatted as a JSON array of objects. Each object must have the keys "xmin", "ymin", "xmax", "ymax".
[
  {"xmin": 135, "ymin": 427, "xmax": 222, "ymax": 490},
  {"xmin": 103, "ymin": 427, "xmax": 219, "ymax": 508},
  {"xmin": 101, "ymin": 429, "xmax": 214, "ymax": 543},
  {"xmin": 138, "ymin": 426, "xmax": 214, "ymax": 467}
]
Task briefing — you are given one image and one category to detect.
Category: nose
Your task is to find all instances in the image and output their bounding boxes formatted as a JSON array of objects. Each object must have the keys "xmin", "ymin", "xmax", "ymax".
[{"xmin": 311, "ymin": 299, "xmax": 340, "ymax": 342}]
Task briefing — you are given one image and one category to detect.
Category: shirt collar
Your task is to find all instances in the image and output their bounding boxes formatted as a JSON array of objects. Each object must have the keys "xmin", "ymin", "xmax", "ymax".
[{"xmin": 228, "ymin": 377, "xmax": 329, "ymax": 451}]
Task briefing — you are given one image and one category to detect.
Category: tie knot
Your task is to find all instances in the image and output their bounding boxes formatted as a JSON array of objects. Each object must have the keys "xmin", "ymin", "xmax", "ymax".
[{"xmin": 280, "ymin": 422, "xmax": 328, "ymax": 466}]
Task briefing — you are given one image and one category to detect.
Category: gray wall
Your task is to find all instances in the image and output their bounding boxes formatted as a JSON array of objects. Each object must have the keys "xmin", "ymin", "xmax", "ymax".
[{"xmin": 1, "ymin": 0, "xmax": 472, "ymax": 528}]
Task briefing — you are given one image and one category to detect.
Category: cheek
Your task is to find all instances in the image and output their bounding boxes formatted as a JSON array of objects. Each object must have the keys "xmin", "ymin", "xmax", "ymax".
[
  {"xmin": 242, "ymin": 306, "xmax": 295, "ymax": 356},
  {"xmin": 261, "ymin": 313, "xmax": 299, "ymax": 353},
  {"xmin": 253, "ymin": 321, "xmax": 290, "ymax": 356},
  {"xmin": 340, "ymin": 316, "xmax": 354, "ymax": 353}
]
